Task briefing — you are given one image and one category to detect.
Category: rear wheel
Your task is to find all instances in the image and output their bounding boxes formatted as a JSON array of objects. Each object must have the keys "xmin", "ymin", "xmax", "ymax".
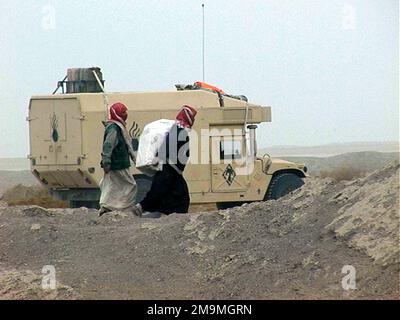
[
  {"xmin": 134, "ymin": 175, "xmax": 153, "ymax": 203},
  {"xmin": 265, "ymin": 172, "xmax": 304, "ymax": 200}
]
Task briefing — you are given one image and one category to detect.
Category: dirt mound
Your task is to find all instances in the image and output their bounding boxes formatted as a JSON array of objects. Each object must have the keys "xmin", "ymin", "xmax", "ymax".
[
  {"xmin": 1, "ymin": 184, "xmax": 48, "ymax": 201},
  {"xmin": 0, "ymin": 265, "xmax": 79, "ymax": 300},
  {"xmin": 0, "ymin": 170, "xmax": 38, "ymax": 196},
  {"xmin": 0, "ymin": 162, "xmax": 398, "ymax": 299},
  {"xmin": 326, "ymin": 163, "xmax": 399, "ymax": 265},
  {"xmin": 1, "ymin": 184, "xmax": 68, "ymax": 208}
]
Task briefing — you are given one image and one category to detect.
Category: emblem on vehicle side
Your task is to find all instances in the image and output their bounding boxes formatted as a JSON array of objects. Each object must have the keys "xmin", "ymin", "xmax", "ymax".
[
  {"xmin": 223, "ymin": 164, "xmax": 236, "ymax": 186},
  {"xmin": 50, "ymin": 113, "xmax": 59, "ymax": 142}
]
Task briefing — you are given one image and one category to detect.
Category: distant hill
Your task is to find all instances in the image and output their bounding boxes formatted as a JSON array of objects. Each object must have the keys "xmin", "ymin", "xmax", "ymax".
[
  {"xmin": 0, "ymin": 158, "xmax": 30, "ymax": 171},
  {"xmin": 278, "ymin": 151, "xmax": 399, "ymax": 175},
  {"xmin": 259, "ymin": 141, "xmax": 399, "ymax": 157}
]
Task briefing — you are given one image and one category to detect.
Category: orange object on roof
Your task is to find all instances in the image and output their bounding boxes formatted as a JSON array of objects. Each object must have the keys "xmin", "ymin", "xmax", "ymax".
[{"xmin": 195, "ymin": 81, "xmax": 225, "ymax": 94}]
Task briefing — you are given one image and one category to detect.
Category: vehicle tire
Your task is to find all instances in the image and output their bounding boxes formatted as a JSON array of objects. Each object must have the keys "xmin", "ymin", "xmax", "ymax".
[
  {"xmin": 216, "ymin": 201, "xmax": 246, "ymax": 210},
  {"xmin": 134, "ymin": 175, "xmax": 153, "ymax": 203},
  {"xmin": 264, "ymin": 172, "xmax": 304, "ymax": 200}
]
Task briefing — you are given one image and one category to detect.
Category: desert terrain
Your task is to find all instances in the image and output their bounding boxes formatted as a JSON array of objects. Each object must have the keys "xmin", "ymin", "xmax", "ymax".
[{"xmin": 0, "ymin": 150, "xmax": 398, "ymax": 299}]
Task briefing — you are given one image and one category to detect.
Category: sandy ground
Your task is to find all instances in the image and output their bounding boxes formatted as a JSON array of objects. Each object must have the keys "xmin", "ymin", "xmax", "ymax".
[{"xmin": 0, "ymin": 162, "xmax": 399, "ymax": 300}]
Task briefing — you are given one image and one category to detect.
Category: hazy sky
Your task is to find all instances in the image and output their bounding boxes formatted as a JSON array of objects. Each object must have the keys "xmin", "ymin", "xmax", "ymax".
[{"xmin": 0, "ymin": 0, "xmax": 398, "ymax": 158}]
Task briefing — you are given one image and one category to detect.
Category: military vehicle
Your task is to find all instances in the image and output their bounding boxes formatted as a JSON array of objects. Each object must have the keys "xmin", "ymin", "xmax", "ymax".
[{"xmin": 28, "ymin": 67, "xmax": 307, "ymax": 209}]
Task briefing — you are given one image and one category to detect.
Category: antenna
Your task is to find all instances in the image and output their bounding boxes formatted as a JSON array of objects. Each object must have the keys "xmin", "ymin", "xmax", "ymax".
[{"xmin": 202, "ymin": 3, "xmax": 205, "ymax": 82}]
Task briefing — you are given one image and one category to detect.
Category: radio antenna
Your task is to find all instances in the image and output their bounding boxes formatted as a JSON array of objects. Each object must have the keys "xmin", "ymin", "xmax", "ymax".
[{"xmin": 202, "ymin": 3, "xmax": 205, "ymax": 82}]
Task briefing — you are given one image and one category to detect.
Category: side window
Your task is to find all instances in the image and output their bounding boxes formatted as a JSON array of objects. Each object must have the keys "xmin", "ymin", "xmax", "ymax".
[{"xmin": 220, "ymin": 140, "xmax": 241, "ymax": 160}]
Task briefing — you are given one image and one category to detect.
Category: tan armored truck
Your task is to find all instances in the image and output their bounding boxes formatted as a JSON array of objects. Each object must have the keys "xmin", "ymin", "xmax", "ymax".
[{"xmin": 28, "ymin": 68, "xmax": 307, "ymax": 209}]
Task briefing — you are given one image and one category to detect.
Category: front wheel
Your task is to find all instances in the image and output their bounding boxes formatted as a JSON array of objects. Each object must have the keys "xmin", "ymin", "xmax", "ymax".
[{"xmin": 264, "ymin": 173, "xmax": 304, "ymax": 200}]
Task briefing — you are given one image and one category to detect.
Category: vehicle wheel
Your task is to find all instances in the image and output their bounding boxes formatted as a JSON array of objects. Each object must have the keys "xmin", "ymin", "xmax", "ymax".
[
  {"xmin": 264, "ymin": 173, "xmax": 304, "ymax": 200},
  {"xmin": 70, "ymin": 200, "xmax": 99, "ymax": 209},
  {"xmin": 134, "ymin": 175, "xmax": 153, "ymax": 203},
  {"xmin": 216, "ymin": 201, "xmax": 246, "ymax": 210}
]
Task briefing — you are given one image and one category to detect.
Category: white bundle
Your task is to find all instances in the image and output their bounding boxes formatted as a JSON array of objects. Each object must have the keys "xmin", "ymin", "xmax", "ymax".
[{"xmin": 135, "ymin": 119, "xmax": 175, "ymax": 176}]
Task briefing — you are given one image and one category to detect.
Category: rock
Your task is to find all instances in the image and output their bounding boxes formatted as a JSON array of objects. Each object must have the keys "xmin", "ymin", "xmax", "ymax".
[
  {"xmin": 21, "ymin": 206, "xmax": 52, "ymax": 217},
  {"xmin": 110, "ymin": 211, "xmax": 129, "ymax": 220},
  {"xmin": 30, "ymin": 224, "xmax": 41, "ymax": 231}
]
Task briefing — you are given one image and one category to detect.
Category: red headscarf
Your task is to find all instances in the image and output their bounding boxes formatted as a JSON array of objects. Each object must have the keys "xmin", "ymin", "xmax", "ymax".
[
  {"xmin": 176, "ymin": 105, "xmax": 197, "ymax": 128},
  {"xmin": 109, "ymin": 102, "xmax": 128, "ymax": 126}
]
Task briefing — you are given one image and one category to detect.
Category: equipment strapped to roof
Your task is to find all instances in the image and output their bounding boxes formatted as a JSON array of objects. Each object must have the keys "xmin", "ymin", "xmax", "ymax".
[
  {"xmin": 175, "ymin": 82, "xmax": 248, "ymax": 102},
  {"xmin": 194, "ymin": 81, "xmax": 225, "ymax": 94}
]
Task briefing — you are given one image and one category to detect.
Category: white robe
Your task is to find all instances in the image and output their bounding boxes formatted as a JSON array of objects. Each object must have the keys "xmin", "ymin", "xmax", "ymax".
[{"xmin": 99, "ymin": 168, "xmax": 137, "ymax": 211}]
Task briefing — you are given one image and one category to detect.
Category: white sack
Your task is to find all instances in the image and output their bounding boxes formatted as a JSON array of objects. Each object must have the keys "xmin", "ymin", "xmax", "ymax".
[{"xmin": 136, "ymin": 119, "xmax": 175, "ymax": 175}]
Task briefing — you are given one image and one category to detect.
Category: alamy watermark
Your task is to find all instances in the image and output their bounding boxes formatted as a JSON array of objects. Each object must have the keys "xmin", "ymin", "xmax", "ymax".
[
  {"xmin": 41, "ymin": 265, "xmax": 57, "ymax": 290},
  {"xmin": 341, "ymin": 265, "xmax": 357, "ymax": 290},
  {"xmin": 135, "ymin": 127, "xmax": 256, "ymax": 176},
  {"xmin": 341, "ymin": 4, "xmax": 357, "ymax": 30},
  {"xmin": 41, "ymin": 2, "xmax": 56, "ymax": 30}
]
